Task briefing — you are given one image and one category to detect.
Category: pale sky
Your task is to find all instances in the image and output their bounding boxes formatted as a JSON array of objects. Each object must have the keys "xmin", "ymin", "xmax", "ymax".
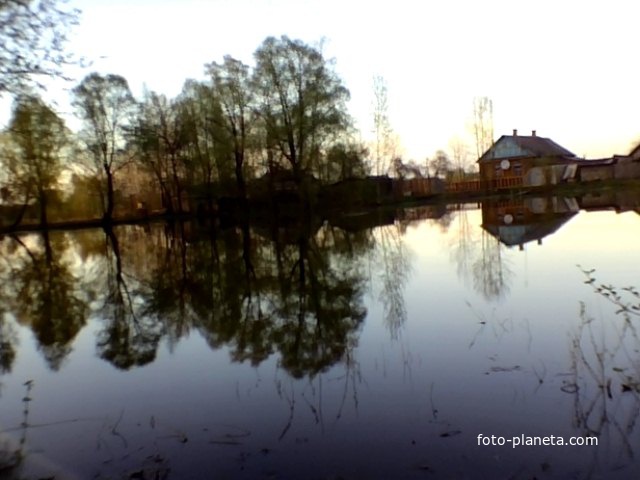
[{"xmin": 7, "ymin": 0, "xmax": 640, "ymax": 161}]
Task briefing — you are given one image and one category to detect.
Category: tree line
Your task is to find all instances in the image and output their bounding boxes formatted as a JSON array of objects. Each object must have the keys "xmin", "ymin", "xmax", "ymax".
[
  {"xmin": 0, "ymin": 0, "xmax": 490, "ymax": 230},
  {"xmin": 0, "ymin": 35, "xmax": 369, "ymax": 228}
]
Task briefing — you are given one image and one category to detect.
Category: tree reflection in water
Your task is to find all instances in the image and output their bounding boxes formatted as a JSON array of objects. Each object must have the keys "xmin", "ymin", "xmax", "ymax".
[
  {"xmin": 2, "ymin": 218, "xmax": 376, "ymax": 378},
  {"xmin": 95, "ymin": 228, "xmax": 165, "ymax": 369},
  {"xmin": 446, "ymin": 201, "xmax": 532, "ymax": 301},
  {"xmin": 473, "ymin": 229, "xmax": 512, "ymax": 301},
  {"xmin": 0, "ymin": 319, "xmax": 17, "ymax": 375},
  {"xmin": 5, "ymin": 205, "xmax": 640, "ymax": 478},
  {"xmin": 0, "ymin": 232, "xmax": 86, "ymax": 370},
  {"xmin": 448, "ymin": 205, "xmax": 477, "ymax": 288},
  {"xmin": 0, "ymin": 218, "xmax": 383, "ymax": 476},
  {"xmin": 373, "ymin": 223, "xmax": 410, "ymax": 339}
]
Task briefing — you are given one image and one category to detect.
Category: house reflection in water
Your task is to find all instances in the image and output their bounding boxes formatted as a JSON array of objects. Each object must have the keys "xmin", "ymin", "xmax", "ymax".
[
  {"xmin": 579, "ymin": 188, "xmax": 640, "ymax": 214},
  {"xmin": 481, "ymin": 197, "xmax": 579, "ymax": 250}
]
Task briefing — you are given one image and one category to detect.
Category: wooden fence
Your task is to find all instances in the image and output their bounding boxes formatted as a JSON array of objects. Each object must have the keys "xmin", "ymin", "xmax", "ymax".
[{"xmin": 446, "ymin": 176, "xmax": 524, "ymax": 193}]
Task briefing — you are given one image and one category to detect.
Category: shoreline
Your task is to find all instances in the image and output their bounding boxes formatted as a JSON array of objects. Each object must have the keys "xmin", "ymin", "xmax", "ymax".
[{"xmin": 2, "ymin": 179, "xmax": 639, "ymax": 235}]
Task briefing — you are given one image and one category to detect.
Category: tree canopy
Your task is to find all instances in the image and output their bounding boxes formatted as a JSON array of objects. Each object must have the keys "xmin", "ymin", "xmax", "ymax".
[
  {"xmin": 253, "ymin": 36, "xmax": 352, "ymax": 179},
  {"xmin": 72, "ymin": 72, "xmax": 136, "ymax": 222},
  {"xmin": 0, "ymin": 35, "xmax": 374, "ymax": 227},
  {"xmin": 0, "ymin": 0, "xmax": 79, "ymax": 95},
  {"xmin": 2, "ymin": 94, "xmax": 68, "ymax": 226}
]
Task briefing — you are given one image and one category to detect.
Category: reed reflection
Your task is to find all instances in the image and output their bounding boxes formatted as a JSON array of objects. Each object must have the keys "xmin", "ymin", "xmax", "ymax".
[{"xmin": 571, "ymin": 268, "xmax": 640, "ymax": 474}]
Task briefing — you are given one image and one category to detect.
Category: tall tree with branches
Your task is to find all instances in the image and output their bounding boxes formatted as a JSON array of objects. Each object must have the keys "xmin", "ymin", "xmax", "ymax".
[
  {"xmin": 72, "ymin": 73, "xmax": 136, "ymax": 224},
  {"xmin": 472, "ymin": 96, "xmax": 494, "ymax": 159},
  {"xmin": 133, "ymin": 90, "xmax": 188, "ymax": 214},
  {"xmin": 206, "ymin": 55, "xmax": 254, "ymax": 197},
  {"xmin": 253, "ymin": 36, "xmax": 351, "ymax": 181},
  {"xmin": 3, "ymin": 94, "xmax": 68, "ymax": 227},
  {"xmin": 372, "ymin": 75, "xmax": 397, "ymax": 176}
]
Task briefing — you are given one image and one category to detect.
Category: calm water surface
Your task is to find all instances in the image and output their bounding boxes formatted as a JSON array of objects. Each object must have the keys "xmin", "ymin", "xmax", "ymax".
[{"xmin": 1, "ymin": 196, "xmax": 640, "ymax": 479}]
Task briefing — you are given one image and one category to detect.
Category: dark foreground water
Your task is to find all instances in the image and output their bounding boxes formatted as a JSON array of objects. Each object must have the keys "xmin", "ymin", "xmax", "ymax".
[{"xmin": 1, "ymin": 195, "xmax": 640, "ymax": 479}]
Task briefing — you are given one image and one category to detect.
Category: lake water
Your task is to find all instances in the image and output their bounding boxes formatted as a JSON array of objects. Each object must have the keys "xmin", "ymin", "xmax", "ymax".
[{"xmin": 1, "ymin": 194, "xmax": 640, "ymax": 479}]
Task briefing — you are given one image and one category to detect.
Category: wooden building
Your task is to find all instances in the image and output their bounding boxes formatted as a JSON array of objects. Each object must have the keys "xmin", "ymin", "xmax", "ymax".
[
  {"xmin": 612, "ymin": 143, "xmax": 640, "ymax": 179},
  {"xmin": 477, "ymin": 130, "xmax": 577, "ymax": 187}
]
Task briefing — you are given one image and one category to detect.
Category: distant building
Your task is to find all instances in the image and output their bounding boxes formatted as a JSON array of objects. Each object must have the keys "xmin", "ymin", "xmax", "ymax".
[
  {"xmin": 477, "ymin": 131, "xmax": 640, "ymax": 187},
  {"xmin": 576, "ymin": 157, "xmax": 617, "ymax": 182},
  {"xmin": 611, "ymin": 142, "xmax": 640, "ymax": 180},
  {"xmin": 477, "ymin": 130, "xmax": 577, "ymax": 187},
  {"xmin": 578, "ymin": 141, "xmax": 640, "ymax": 182}
]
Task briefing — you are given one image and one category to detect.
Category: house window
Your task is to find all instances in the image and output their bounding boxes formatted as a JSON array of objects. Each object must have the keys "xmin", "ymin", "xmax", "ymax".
[
  {"xmin": 494, "ymin": 162, "xmax": 503, "ymax": 177},
  {"xmin": 513, "ymin": 161, "xmax": 523, "ymax": 176}
]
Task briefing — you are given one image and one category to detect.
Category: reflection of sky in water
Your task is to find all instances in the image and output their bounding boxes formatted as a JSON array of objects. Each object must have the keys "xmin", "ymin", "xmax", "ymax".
[{"xmin": 1, "ymin": 208, "xmax": 640, "ymax": 478}]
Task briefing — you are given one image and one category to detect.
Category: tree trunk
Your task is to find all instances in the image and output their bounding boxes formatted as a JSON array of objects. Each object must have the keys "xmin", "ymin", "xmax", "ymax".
[
  {"xmin": 235, "ymin": 152, "xmax": 246, "ymax": 198},
  {"xmin": 38, "ymin": 187, "xmax": 48, "ymax": 228},
  {"xmin": 10, "ymin": 185, "xmax": 33, "ymax": 230},
  {"xmin": 42, "ymin": 230, "xmax": 53, "ymax": 265},
  {"xmin": 170, "ymin": 154, "xmax": 183, "ymax": 214},
  {"xmin": 104, "ymin": 163, "xmax": 115, "ymax": 224}
]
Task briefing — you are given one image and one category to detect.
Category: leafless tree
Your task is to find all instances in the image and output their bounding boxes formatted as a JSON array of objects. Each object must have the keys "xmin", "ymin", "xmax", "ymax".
[
  {"xmin": 372, "ymin": 75, "xmax": 398, "ymax": 176},
  {"xmin": 471, "ymin": 96, "xmax": 494, "ymax": 159},
  {"xmin": 449, "ymin": 136, "xmax": 471, "ymax": 180}
]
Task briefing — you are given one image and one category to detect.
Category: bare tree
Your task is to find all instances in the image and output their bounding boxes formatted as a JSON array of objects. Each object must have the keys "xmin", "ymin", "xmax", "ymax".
[
  {"xmin": 372, "ymin": 75, "xmax": 399, "ymax": 176},
  {"xmin": 471, "ymin": 96, "xmax": 494, "ymax": 159},
  {"xmin": 449, "ymin": 136, "xmax": 471, "ymax": 180}
]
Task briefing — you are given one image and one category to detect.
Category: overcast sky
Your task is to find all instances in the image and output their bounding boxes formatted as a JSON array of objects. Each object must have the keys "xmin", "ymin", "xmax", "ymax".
[{"xmin": 14, "ymin": 0, "xmax": 640, "ymax": 161}]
